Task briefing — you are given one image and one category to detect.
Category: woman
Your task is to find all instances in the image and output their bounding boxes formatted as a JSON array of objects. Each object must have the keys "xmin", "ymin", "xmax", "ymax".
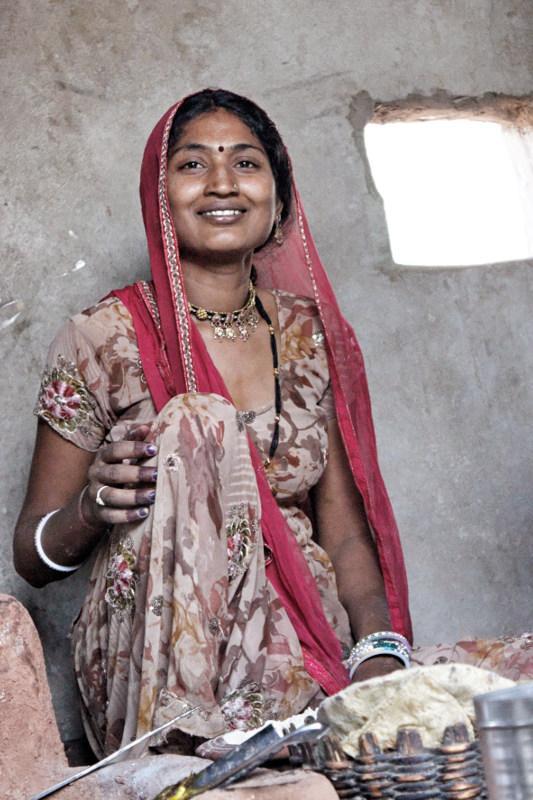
[{"xmin": 14, "ymin": 89, "xmax": 411, "ymax": 758}]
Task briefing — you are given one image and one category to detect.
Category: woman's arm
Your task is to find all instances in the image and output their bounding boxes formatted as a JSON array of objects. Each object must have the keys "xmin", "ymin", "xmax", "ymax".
[
  {"xmin": 13, "ymin": 421, "xmax": 157, "ymax": 587},
  {"xmin": 313, "ymin": 417, "xmax": 403, "ymax": 680}
]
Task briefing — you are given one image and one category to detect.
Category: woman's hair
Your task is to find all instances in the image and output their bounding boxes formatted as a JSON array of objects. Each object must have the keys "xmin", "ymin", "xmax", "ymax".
[{"xmin": 168, "ymin": 89, "xmax": 292, "ymax": 229}]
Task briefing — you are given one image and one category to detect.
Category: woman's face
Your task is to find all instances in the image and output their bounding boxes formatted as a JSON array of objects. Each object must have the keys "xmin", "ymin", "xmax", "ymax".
[{"xmin": 167, "ymin": 109, "xmax": 281, "ymax": 265}]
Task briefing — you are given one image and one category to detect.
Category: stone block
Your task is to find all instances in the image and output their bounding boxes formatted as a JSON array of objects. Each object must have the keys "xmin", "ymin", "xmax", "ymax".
[
  {"xmin": 0, "ymin": 594, "xmax": 68, "ymax": 800},
  {"xmin": 0, "ymin": 595, "xmax": 335, "ymax": 800}
]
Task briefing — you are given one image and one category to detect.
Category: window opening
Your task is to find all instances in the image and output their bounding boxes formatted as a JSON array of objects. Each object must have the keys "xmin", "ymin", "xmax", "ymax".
[{"xmin": 364, "ymin": 117, "xmax": 533, "ymax": 267}]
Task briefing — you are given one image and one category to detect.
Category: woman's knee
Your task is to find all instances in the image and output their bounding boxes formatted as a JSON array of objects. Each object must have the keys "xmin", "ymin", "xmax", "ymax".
[{"xmin": 156, "ymin": 393, "xmax": 239, "ymax": 433}]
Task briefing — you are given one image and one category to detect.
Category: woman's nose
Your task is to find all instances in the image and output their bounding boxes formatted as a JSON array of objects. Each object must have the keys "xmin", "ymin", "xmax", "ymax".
[{"xmin": 204, "ymin": 164, "xmax": 238, "ymax": 195}]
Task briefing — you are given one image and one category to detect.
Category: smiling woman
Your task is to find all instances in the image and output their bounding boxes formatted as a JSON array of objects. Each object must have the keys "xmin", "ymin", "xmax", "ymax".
[
  {"xmin": 13, "ymin": 89, "xmax": 411, "ymax": 760},
  {"xmin": 167, "ymin": 110, "xmax": 281, "ymax": 278}
]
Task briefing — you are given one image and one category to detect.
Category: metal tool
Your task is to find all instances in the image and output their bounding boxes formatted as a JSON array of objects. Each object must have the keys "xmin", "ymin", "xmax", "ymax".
[
  {"xmin": 30, "ymin": 705, "xmax": 202, "ymax": 800},
  {"xmin": 153, "ymin": 716, "xmax": 329, "ymax": 800}
]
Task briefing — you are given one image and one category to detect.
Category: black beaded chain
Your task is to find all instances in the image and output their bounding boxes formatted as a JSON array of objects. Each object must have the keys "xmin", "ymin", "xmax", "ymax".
[{"xmin": 255, "ymin": 294, "xmax": 281, "ymax": 468}]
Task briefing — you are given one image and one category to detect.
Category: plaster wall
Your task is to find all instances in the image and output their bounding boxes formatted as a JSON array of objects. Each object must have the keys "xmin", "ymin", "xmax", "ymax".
[{"xmin": 1, "ymin": 0, "xmax": 532, "ymax": 741}]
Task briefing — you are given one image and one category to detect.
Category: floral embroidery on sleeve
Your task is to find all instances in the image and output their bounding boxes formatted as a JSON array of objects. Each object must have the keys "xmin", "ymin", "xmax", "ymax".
[{"xmin": 35, "ymin": 354, "xmax": 95, "ymax": 435}]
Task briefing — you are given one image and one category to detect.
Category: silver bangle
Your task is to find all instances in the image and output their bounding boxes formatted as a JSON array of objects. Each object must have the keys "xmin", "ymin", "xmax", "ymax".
[
  {"xmin": 359, "ymin": 630, "xmax": 411, "ymax": 649},
  {"xmin": 346, "ymin": 632, "xmax": 412, "ymax": 664},
  {"xmin": 34, "ymin": 509, "xmax": 83, "ymax": 573},
  {"xmin": 345, "ymin": 631, "xmax": 412, "ymax": 678},
  {"xmin": 348, "ymin": 640, "xmax": 411, "ymax": 659},
  {"xmin": 347, "ymin": 642, "xmax": 411, "ymax": 669},
  {"xmin": 348, "ymin": 645, "xmax": 411, "ymax": 679}
]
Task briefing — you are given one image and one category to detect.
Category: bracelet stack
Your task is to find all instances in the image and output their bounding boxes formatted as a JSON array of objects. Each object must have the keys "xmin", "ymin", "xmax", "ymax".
[{"xmin": 345, "ymin": 631, "xmax": 412, "ymax": 679}]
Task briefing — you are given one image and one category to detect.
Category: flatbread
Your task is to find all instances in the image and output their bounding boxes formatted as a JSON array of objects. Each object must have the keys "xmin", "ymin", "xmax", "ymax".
[{"xmin": 318, "ymin": 663, "xmax": 513, "ymax": 755}]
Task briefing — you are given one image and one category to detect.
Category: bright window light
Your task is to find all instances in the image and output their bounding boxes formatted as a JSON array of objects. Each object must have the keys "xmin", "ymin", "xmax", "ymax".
[{"xmin": 364, "ymin": 119, "xmax": 533, "ymax": 266}]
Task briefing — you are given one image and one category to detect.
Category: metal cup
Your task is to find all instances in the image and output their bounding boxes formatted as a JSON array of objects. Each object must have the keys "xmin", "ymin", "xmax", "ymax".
[{"xmin": 474, "ymin": 683, "xmax": 533, "ymax": 800}]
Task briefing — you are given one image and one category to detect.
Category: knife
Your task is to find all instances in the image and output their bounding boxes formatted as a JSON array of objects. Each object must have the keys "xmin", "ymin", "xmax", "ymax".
[
  {"xmin": 30, "ymin": 705, "xmax": 202, "ymax": 800},
  {"xmin": 153, "ymin": 716, "xmax": 328, "ymax": 800}
]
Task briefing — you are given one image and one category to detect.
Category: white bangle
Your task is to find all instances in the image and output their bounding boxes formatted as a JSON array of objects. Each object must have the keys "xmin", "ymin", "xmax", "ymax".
[
  {"xmin": 348, "ymin": 646, "xmax": 411, "ymax": 679},
  {"xmin": 34, "ymin": 509, "xmax": 83, "ymax": 573}
]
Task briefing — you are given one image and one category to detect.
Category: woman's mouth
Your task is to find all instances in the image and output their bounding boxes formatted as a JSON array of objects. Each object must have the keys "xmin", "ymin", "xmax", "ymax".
[{"xmin": 199, "ymin": 209, "xmax": 245, "ymax": 220}]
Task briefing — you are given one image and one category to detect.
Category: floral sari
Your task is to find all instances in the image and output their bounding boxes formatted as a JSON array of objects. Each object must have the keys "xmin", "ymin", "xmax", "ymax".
[{"xmin": 36, "ymin": 94, "xmax": 411, "ymax": 756}]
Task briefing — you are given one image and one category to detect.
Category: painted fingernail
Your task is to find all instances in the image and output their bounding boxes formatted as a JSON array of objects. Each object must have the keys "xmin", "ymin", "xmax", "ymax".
[
  {"xmin": 145, "ymin": 445, "xmax": 157, "ymax": 456},
  {"xmin": 138, "ymin": 507, "xmax": 149, "ymax": 518},
  {"xmin": 152, "ymin": 469, "xmax": 158, "ymax": 481},
  {"xmin": 148, "ymin": 490, "xmax": 156, "ymax": 502}
]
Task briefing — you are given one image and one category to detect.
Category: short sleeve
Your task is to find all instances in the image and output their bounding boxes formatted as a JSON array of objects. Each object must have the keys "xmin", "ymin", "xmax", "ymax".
[
  {"xmin": 34, "ymin": 319, "xmax": 112, "ymax": 451},
  {"xmin": 317, "ymin": 379, "xmax": 336, "ymax": 421}
]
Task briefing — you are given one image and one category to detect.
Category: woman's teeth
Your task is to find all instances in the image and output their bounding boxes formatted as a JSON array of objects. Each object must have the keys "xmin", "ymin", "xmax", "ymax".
[{"xmin": 202, "ymin": 209, "xmax": 243, "ymax": 217}]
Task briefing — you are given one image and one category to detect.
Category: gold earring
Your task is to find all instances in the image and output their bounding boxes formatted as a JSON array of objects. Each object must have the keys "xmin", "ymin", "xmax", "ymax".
[{"xmin": 274, "ymin": 213, "xmax": 283, "ymax": 246}]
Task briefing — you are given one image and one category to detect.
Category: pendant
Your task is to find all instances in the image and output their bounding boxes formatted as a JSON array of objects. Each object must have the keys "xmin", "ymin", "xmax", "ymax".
[{"xmin": 243, "ymin": 309, "xmax": 259, "ymax": 331}]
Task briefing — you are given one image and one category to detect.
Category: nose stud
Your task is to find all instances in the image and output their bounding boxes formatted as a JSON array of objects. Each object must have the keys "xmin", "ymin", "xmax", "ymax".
[{"xmin": 233, "ymin": 183, "xmax": 238, "ymax": 192}]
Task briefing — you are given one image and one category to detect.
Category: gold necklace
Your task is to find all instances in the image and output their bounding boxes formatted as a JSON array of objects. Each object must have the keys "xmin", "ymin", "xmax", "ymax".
[{"xmin": 188, "ymin": 281, "xmax": 259, "ymax": 342}]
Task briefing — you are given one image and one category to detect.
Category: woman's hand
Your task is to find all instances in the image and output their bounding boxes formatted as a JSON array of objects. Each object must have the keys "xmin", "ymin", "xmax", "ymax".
[
  {"xmin": 351, "ymin": 655, "xmax": 404, "ymax": 683},
  {"xmin": 82, "ymin": 425, "xmax": 158, "ymax": 529},
  {"xmin": 14, "ymin": 422, "xmax": 159, "ymax": 587}
]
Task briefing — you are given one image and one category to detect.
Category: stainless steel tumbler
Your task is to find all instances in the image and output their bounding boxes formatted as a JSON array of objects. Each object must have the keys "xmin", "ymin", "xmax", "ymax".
[{"xmin": 474, "ymin": 683, "xmax": 533, "ymax": 800}]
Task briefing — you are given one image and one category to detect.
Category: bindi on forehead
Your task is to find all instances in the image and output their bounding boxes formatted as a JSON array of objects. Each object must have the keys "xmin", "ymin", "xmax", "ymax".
[{"xmin": 171, "ymin": 142, "xmax": 266, "ymax": 158}]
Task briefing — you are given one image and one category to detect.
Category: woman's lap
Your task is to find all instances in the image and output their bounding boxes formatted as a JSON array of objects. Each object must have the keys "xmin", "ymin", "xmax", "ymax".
[{"xmin": 73, "ymin": 393, "xmax": 318, "ymax": 757}]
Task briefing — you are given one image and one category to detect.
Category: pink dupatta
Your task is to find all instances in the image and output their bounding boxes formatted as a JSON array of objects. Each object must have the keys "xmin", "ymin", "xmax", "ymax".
[{"xmin": 114, "ymin": 98, "xmax": 412, "ymax": 698}]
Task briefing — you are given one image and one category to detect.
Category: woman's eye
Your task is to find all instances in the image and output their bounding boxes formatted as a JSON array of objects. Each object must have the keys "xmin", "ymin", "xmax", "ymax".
[
  {"xmin": 236, "ymin": 159, "xmax": 258, "ymax": 169},
  {"xmin": 179, "ymin": 160, "xmax": 204, "ymax": 170}
]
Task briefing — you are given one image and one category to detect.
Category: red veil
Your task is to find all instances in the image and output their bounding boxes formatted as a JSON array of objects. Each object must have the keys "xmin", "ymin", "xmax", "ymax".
[{"xmin": 114, "ymin": 98, "xmax": 412, "ymax": 697}]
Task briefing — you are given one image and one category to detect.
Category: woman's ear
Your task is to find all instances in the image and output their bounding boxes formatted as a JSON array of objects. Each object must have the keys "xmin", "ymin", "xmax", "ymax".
[{"xmin": 275, "ymin": 199, "xmax": 283, "ymax": 219}]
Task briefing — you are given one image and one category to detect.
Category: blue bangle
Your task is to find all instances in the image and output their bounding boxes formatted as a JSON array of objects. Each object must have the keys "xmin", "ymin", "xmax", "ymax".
[{"xmin": 345, "ymin": 631, "xmax": 412, "ymax": 678}]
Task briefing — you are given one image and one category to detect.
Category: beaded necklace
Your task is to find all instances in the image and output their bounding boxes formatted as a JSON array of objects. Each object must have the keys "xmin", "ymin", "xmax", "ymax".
[
  {"xmin": 188, "ymin": 281, "xmax": 259, "ymax": 342},
  {"xmin": 189, "ymin": 285, "xmax": 282, "ymax": 468}
]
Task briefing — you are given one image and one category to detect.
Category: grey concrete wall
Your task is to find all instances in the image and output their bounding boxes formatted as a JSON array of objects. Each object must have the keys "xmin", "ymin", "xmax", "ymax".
[{"xmin": 2, "ymin": 0, "xmax": 532, "ymax": 741}]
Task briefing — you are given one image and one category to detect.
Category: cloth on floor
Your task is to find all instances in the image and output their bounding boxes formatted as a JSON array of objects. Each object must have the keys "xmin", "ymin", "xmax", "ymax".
[{"xmin": 413, "ymin": 633, "xmax": 533, "ymax": 681}]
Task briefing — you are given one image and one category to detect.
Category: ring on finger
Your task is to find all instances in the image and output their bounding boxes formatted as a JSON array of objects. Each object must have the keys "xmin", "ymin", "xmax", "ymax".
[{"xmin": 95, "ymin": 485, "xmax": 109, "ymax": 507}]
